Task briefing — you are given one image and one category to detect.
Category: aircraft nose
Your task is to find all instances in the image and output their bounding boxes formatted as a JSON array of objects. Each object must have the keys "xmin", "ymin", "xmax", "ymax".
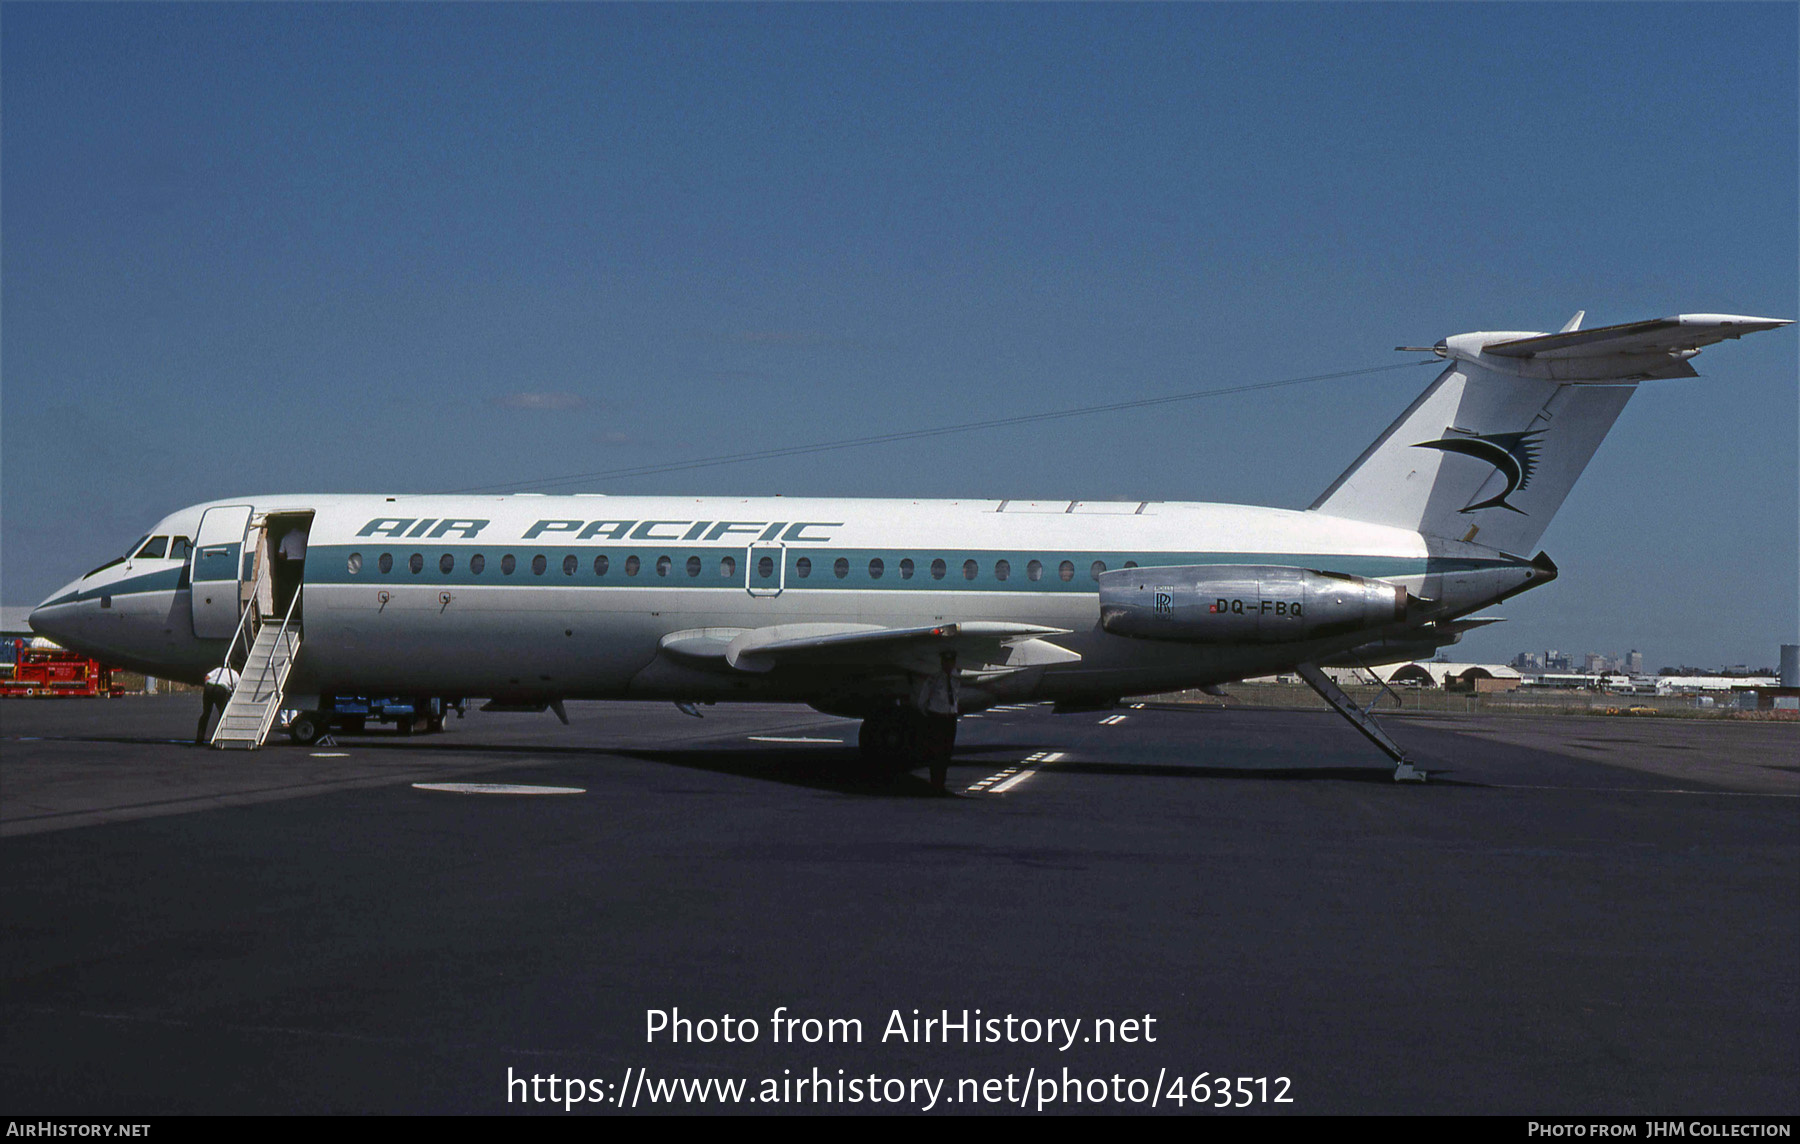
[{"xmin": 28, "ymin": 582, "xmax": 83, "ymax": 645}]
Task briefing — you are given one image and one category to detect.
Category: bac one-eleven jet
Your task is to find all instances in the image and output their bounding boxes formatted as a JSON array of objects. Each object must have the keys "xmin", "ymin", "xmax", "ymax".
[{"xmin": 29, "ymin": 312, "xmax": 1792, "ymax": 786}]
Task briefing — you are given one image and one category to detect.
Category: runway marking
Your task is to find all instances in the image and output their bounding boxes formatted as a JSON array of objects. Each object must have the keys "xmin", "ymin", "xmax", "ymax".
[
  {"xmin": 310, "ymin": 752, "xmax": 350, "ymax": 758},
  {"xmin": 965, "ymin": 751, "xmax": 1065, "ymax": 795},
  {"xmin": 746, "ymin": 736, "xmax": 843, "ymax": 744},
  {"xmin": 411, "ymin": 783, "xmax": 586, "ymax": 795},
  {"xmin": 1099, "ymin": 714, "xmax": 1129, "ymax": 725}
]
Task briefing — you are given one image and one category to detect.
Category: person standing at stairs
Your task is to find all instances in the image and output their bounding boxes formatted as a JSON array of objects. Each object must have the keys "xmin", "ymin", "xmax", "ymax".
[
  {"xmin": 275, "ymin": 524, "xmax": 308, "ymax": 620},
  {"xmin": 195, "ymin": 664, "xmax": 239, "ymax": 746}
]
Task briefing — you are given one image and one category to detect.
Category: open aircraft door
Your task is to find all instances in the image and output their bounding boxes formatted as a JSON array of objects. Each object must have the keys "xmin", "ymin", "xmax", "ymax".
[{"xmin": 190, "ymin": 504, "xmax": 254, "ymax": 638}]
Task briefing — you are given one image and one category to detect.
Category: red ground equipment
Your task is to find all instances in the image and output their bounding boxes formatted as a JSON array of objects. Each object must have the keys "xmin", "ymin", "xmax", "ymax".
[{"xmin": 0, "ymin": 638, "xmax": 124, "ymax": 698}]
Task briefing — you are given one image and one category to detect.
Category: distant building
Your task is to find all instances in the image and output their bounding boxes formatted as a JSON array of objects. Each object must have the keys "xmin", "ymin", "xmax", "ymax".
[
  {"xmin": 1377, "ymin": 662, "xmax": 1523, "ymax": 692},
  {"xmin": 1626, "ymin": 650, "xmax": 1644, "ymax": 675},
  {"xmin": 1653, "ymin": 674, "xmax": 1776, "ymax": 696}
]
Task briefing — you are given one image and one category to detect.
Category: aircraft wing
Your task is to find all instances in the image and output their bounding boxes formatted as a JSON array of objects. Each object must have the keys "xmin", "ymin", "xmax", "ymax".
[
  {"xmin": 1483, "ymin": 314, "xmax": 1792, "ymax": 360},
  {"xmin": 660, "ymin": 621, "xmax": 1081, "ymax": 676}
]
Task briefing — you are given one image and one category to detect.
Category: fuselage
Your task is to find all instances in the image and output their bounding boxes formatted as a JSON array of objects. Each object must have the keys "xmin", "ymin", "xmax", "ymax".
[{"xmin": 30, "ymin": 492, "xmax": 1540, "ymax": 709}]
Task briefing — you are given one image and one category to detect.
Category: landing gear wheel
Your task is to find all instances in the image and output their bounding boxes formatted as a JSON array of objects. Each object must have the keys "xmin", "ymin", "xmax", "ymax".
[{"xmin": 287, "ymin": 711, "xmax": 327, "ymax": 746}]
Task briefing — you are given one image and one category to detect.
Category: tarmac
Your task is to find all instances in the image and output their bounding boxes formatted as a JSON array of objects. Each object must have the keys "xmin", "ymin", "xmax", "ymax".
[{"xmin": 1, "ymin": 695, "xmax": 1794, "ymax": 1114}]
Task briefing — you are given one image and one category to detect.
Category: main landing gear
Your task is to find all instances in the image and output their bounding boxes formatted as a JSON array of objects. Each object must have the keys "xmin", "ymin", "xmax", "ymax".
[{"xmin": 858, "ymin": 708, "xmax": 958, "ymax": 792}]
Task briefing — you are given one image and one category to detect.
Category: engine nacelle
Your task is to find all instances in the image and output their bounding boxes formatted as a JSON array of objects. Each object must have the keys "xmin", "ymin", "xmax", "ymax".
[{"xmin": 1097, "ymin": 564, "xmax": 1410, "ymax": 645}]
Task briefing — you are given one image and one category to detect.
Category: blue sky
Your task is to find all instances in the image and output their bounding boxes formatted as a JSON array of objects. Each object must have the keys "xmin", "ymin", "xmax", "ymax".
[{"xmin": 4, "ymin": 2, "xmax": 1795, "ymax": 669}]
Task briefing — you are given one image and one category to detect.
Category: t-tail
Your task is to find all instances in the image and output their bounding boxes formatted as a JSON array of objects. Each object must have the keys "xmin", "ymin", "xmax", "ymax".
[{"xmin": 1309, "ymin": 313, "xmax": 1792, "ymax": 554}]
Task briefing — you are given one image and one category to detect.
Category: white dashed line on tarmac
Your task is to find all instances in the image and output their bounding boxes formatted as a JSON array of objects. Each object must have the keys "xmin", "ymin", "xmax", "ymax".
[{"xmin": 965, "ymin": 751, "xmax": 1065, "ymax": 795}]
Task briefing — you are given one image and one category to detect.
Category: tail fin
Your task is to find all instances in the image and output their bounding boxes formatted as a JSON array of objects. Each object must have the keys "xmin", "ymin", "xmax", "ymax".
[{"xmin": 1310, "ymin": 313, "xmax": 1791, "ymax": 554}]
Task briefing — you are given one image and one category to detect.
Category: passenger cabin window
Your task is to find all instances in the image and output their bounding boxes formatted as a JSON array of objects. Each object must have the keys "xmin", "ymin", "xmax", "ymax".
[
  {"xmin": 834, "ymin": 557, "xmax": 849, "ymax": 579},
  {"xmin": 899, "ymin": 558, "xmax": 914, "ymax": 580},
  {"xmin": 720, "ymin": 556, "xmax": 737, "ymax": 578},
  {"xmin": 594, "ymin": 554, "xmax": 608, "ymax": 576},
  {"xmin": 136, "ymin": 536, "xmax": 169, "ymax": 560},
  {"xmin": 1027, "ymin": 559, "xmax": 1043, "ymax": 581},
  {"xmin": 502, "ymin": 554, "xmax": 517, "ymax": 575},
  {"xmin": 624, "ymin": 555, "xmax": 640, "ymax": 576},
  {"xmin": 931, "ymin": 559, "xmax": 946, "ymax": 580},
  {"xmin": 995, "ymin": 559, "xmax": 1011, "ymax": 581},
  {"xmin": 656, "ymin": 556, "xmax": 671, "ymax": 577},
  {"xmin": 532, "ymin": 554, "xmax": 547, "ymax": 575},
  {"xmin": 962, "ymin": 559, "xmax": 978, "ymax": 581},
  {"xmin": 379, "ymin": 553, "xmax": 394, "ymax": 574},
  {"xmin": 564, "ymin": 555, "xmax": 578, "ymax": 576},
  {"xmin": 757, "ymin": 556, "xmax": 774, "ymax": 579},
  {"xmin": 348, "ymin": 552, "xmax": 363, "ymax": 575},
  {"xmin": 686, "ymin": 556, "xmax": 702, "ymax": 578},
  {"xmin": 409, "ymin": 553, "xmax": 424, "ymax": 574},
  {"xmin": 795, "ymin": 557, "xmax": 811, "ymax": 578},
  {"xmin": 1090, "ymin": 561, "xmax": 1106, "ymax": 580},
  {"xmin": 471, "ymin": 554, "xmax": 486, "ymax": 574},
  {"xmin": 1059, "ymin": 560, "xmax": 1075, "ymax": 582},
  {"xmin": 869, "ymin": 558, "xmax": 884, "ymax": 580},
  {"xmin": 440, "ymin": 554, "xmax": 455, "ymax": 574}
]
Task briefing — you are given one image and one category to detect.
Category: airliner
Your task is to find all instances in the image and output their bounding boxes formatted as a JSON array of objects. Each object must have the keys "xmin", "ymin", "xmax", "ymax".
[{"xmin": 28, "ymin": 312, "xmax": 1791, "ymax": 785}]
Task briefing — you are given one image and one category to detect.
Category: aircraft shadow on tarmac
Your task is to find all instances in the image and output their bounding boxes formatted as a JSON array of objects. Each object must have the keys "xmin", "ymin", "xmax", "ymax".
[
  {"xmin": 11, "ymin": 732, "xmax": 1477, "ymax": 794},
  {"xmin": 350, "ymin": 737, "xmax": 1477, "ymax": 794}
]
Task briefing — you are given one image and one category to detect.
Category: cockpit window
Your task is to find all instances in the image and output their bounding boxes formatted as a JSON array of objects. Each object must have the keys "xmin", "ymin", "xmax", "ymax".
[
  {"xmin": 126, "ymin": 535, "xmax": 148, "ymax": 559},
  {"xmin": 169, "ymin": 537, "xmax": 193, "ymax": 561},
  {"xmin": 136, "ymin": 536, "xmax": 169, "ymax": 560}
]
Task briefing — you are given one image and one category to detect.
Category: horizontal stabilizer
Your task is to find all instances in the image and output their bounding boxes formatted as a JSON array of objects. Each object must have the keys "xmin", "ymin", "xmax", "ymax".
[{"xmin": 1484, "ymin": 314, "xmax": 1791, "ymax": 360}]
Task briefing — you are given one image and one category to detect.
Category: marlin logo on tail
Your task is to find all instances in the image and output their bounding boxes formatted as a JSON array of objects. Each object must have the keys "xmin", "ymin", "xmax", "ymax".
[{"xmin": 1412, "ymin": 428, "xmax": 1546, "ymax": 514}]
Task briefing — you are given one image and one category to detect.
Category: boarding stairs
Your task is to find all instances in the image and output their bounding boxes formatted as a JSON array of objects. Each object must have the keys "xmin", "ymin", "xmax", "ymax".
[{"xmin": 210, "ymin": 576, "xmax": 302, "ymax": 750}]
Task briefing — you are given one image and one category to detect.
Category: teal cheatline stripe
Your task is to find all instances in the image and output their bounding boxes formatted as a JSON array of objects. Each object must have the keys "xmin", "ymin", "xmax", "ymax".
[
  {"xmin": 300, "ymin": 543, "xmax": 1525, "ymax": 593},
  {"xmin": 44, "ymin": 567, "xmax": 186, "ymax": 606}
]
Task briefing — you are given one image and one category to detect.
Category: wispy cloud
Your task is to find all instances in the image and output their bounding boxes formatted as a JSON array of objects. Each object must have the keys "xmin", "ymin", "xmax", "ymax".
[{"xmin": 491, "ymin": 392, "xmax": 588, "ymax": 411}]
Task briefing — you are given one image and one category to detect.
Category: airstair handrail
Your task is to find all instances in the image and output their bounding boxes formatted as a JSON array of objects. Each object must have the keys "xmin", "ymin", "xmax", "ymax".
[
  {"xmin": 219, "ymin": 565, "xmax": 269, "ymax": 676},
  {"xmin": 246, "ymin": 585, "xmax": 303, "ymax": 704}
]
